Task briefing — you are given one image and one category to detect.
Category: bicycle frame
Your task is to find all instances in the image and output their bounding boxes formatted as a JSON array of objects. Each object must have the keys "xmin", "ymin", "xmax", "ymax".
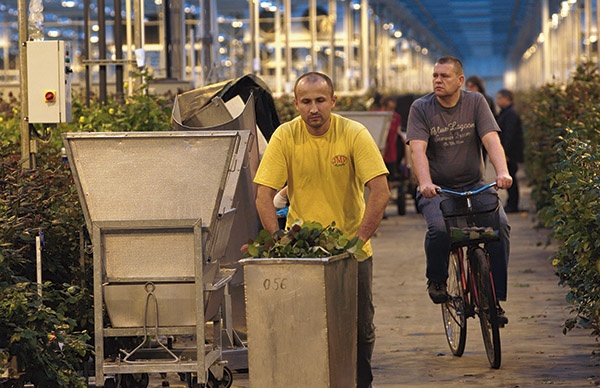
[
  {"xmin": 439, "ymin": 182, "xmax": 502, "ymax": 369},
  {"xmin": 451, "ymin": 245, "xmax": 498, "ymax": 318},
  {"xmin": 441, "ymin": 182, "xmax": 500, "ymax": 308}
]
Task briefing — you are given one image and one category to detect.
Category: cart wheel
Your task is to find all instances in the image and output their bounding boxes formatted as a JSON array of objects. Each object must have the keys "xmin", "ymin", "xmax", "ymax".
[
  {"xmin": 103, "ymin": 378, "xmax": 117, "ymax": 388},
  {"xmin": 122, "ymin": 373, "xmax": 149, "ymax": 388},
  {"xmin": 0, "ymin": 376, "xmax": 25, "ymax": 388},
  {"xmin": 208, "ymin": 366, "xmax": 233, "ymax": 388},
  {"xmin": 184, "ymin": 373, "xmax": 197, "ymax": 388}
]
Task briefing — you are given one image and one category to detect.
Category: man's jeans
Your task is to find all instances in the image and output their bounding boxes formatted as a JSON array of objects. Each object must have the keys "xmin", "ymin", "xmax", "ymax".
[
  {"xmin": 357, "ymin": 257, "xmax": 375, "ymax": 388},
  {"xmin": 416, "ymin": 184, "xmax": 511, "ymax": 301}
]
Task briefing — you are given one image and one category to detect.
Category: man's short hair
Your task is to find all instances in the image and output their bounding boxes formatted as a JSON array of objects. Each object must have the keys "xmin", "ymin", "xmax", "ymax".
[
  {"xmin": 497, "ymin": 89, "xmax": 514, "ymax": 102},
  {"xmin": 436, "ymin": 56, "xmax": 464, "ymax": 75},
  {"xmin": 294, "ymin": 72, "xmax": 334, "ymax": 97}
]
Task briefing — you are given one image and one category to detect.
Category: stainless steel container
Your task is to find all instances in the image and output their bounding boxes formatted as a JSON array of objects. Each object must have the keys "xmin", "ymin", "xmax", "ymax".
[{"xmin": 240, "ymin": 254, "xmax": 357, "ymax": 387}]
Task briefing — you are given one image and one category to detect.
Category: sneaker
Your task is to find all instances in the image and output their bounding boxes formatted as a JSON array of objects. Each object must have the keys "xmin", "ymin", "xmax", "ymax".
[
  {"xmin": 496, "ymin": 304, "xmax": 509, "ymax": 327},
  {"xmin": 427, "ymin": 281, "xmax": 448, "ymax": 304}
]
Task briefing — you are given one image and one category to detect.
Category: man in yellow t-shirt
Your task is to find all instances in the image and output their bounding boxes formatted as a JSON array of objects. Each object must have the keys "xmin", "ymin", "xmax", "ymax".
[{"xmin": 254, "ymin": 72, "xmax": 390, "ymax": 388}]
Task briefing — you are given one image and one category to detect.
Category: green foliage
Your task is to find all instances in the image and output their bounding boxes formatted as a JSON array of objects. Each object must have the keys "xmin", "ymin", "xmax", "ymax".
[
  {"xmin": 519, "ymin": 83, "xmax": 565, "ymax": 212},
  {"xmin": 0, "ymin": 144, "xmax": 92, "ymax": 386},
  {"xmin": 0, "ymin": 92, "xmax": 21, "ymax": 145},
  {"xmin": 524, "ymin": 62, "xmax": 600, "ymax": 338},
  {"xmin": 0, "ymin": 282, "xmax": 91, "ymax": 387},
  {"xmin": 521, "ymin": 62, "xmax": 600, "ymax": 212},
  {"xmin": 0, "ymin": 87, "xmax": 174, "ymax": 385},
  {"xmin": 245, "ymin": 221, "xmax": 368, "ymax": 260},
  {"xmin": 540, "ymin": 128, "xmax": 600, "ymax": 337},
  {"xmin": 49, "ymin": 91, "xmax": 173, "ymax": 151},
  {"xmin": 334, "ymin": 95, "xmax": 370, "ymax": 111},
  {"xmin": 273, "ymin": 95, "xmax": 296, "ymax": 123},
  {"xmin": 67, "ymin": 92, "xmax": 173, "ymax": 133}
]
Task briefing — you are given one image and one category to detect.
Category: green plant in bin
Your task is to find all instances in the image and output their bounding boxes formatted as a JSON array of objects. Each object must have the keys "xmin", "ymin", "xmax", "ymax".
[{"xmin": 245, "ymin": 221, "xmax": 368, "ymax": 260}]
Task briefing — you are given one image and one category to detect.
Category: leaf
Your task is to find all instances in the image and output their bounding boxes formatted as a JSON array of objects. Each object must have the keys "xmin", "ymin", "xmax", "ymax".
[{"xmin": 247, "ymin": 244, "xmax": 259, "ymax": 258}]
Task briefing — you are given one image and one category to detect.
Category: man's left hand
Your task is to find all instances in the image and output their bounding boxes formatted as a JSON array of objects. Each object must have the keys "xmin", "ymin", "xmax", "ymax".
[{"xmin": 496, "ymin": 174, "xmax": 513, "ymax": 190}]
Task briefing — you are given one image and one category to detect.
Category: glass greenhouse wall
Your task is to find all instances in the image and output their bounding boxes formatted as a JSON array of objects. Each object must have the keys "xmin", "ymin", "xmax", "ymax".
[
  {"xmin": 0, "ymin": 0, "xmax": 436, "ymax": 96},
  {"xmin": 1, "ymin": 0, "xmax": 599, "ymax": 95}
]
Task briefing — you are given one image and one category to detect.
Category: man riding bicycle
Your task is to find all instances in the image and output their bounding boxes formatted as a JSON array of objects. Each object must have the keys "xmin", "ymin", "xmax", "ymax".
[{"xmin": 406, "ymin": 56, "xmax": 512, "ymax": 325}]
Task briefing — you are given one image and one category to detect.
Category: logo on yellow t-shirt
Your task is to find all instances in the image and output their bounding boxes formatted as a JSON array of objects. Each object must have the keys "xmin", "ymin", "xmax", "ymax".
[{"xmin": 331, "ymin": 154, "xmax": 348, "ymax": 167}]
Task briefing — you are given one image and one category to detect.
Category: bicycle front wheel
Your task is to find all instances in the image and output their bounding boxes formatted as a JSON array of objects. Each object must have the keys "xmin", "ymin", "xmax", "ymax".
[
  {"xmin": 471, "ymin": 247, "xmax": 501, "ymax": 369},
  {"xmin": 442, "ymin": 249, "xmax": 467, "ymax": 356}
]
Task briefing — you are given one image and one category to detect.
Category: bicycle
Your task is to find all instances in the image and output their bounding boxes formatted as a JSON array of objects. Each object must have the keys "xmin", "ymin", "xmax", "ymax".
[{"xmin": 437, "ymin": 182, "xmax": 502, "ymax": 369}]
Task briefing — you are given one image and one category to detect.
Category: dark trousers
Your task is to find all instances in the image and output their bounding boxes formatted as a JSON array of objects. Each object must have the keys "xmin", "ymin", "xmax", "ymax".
[
  {"xmin": 506, "ymin": 160, "xmax": 520, "ymax": 212},
  {"xmin": 416, "ymin": 183, "xmax": 511, "ymax": 301},
  {"xmin": 357, "ymin": 258, "xmax": 375, "ymax": 388}
]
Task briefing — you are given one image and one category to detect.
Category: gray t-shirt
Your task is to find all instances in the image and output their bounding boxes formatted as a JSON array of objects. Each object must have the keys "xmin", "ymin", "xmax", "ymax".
[{"xmin": 406, "ymin": 90, "xmax": 500, "ymax": 188}]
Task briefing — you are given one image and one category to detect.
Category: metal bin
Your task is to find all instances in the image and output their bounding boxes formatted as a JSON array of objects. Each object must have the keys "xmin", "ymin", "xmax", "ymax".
[{"xmin": 240, "ymin": 254, "xmax": 357, "ymax": 387}]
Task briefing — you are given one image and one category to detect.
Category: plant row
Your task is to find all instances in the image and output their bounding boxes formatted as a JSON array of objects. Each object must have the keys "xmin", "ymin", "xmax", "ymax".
[{"xmin": 521, "ymin": 63, "xmax": 600, "ymax": 338}]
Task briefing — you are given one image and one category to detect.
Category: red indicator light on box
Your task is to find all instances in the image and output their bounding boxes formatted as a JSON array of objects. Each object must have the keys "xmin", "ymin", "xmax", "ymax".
[{"xmin": 44, "ymin": 90, "xmax": 56, "ymax": 102}]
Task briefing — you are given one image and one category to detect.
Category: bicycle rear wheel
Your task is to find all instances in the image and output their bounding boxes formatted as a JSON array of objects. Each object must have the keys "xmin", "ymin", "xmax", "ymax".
[
  {"xmin": 471, "ymin": 247, "xmax": 501, "ymax": 369},
  {"xmin": 441, "ymin": 249, "xmax": 467, "ymax": 356}
]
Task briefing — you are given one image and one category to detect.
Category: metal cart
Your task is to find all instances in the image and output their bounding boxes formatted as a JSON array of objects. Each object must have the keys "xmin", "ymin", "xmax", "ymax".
[{"xmin": 63, "ymin": 130, "xmax": 252, "ymax": 387}]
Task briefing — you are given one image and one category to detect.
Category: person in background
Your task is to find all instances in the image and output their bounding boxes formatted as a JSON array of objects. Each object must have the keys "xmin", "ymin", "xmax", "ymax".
[
  {"xmin": 466, "ymin": 75, "xmax": 496, "ymax": 117},
  {"xmin": 273, "ymin": 186, "xmax": 289, "ymax": 229},
  {"xmin": 466, "ymin": 75, "xmax": 496, "ymax": 162},
  {"xmin": 496, "ymin": 89, "xmax": 524, "ymax": 213},
  {"xmin": 406, "ymin": 56, "xmax": 512, "ymax": 326},
  {"xmin": 371, "ymin": 94, "xmax": 411, "ymax": 217},
  {"xmin": 253, "ymin": 72, "xmax": 390, "ymax": 388},
  {"xmin": 380, "ymin": 96, "xmax": 403, "ymax": 181},
  {"xmin": 379, "ymin": 96, "xmax": 406, "ymax": 217}
]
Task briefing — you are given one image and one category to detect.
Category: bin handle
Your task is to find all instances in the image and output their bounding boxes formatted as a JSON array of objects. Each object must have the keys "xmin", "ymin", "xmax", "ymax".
[
  {"xmin": 120, "ymin": 282, "xmax": 180, "ymax": 364},
  {"xmin": 242, "ymin": 132, "xmax": 255, "ymax": 170}
]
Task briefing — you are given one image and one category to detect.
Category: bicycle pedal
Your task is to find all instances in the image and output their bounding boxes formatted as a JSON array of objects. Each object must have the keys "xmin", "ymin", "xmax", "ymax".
[{"xmin": 448, "ymin": 297, "xmax": 465, "ymax": 314}]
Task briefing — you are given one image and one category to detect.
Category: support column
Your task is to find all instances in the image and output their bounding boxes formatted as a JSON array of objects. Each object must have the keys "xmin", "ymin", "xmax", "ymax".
[
  {"xmin": 114, "ymin": 0, "xmax": 124, "ymax": 101},
  {"xmin": 585, "ymin": 0, "xmax": 592, "ymax": 59},
  {"xmin": 542, "ymin": 0, "xmax": 550, "ymax": 83},
  {"xmin": 18, "ymin": 0, "xmax": 31, "ymax": 168},
  {"xmin": 360, "ymin": 0, "xmax": 369, "ymax": 91},
  {"xmin": 328, "ymin": 0, "xmax": 336, "ymax": 84},
  {"xmin": 274, "ymin": 0, "xmax": 282, "ymax": 94},
  {"xmin": 309, "ymin": 0, "xmax": 317, "ymax": 72},
  {"xmin": 98, "ymin": 0, "xmax": 107, "ymax": 102},
  {"xmin": 284, "ymin": 0, "xmax": 292, "ymax": 89}
]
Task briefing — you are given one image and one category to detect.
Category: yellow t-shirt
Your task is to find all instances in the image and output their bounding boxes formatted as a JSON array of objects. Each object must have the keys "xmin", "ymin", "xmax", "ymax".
[{"xmin": 254, "ymin": 113, "xmax": 388, "ymax": 258}]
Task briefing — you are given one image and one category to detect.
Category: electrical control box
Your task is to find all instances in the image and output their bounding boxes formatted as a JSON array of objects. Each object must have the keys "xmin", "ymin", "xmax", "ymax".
[{"xmin": 27, "ymin": 40, "xmax": 72, "ymax": 123}]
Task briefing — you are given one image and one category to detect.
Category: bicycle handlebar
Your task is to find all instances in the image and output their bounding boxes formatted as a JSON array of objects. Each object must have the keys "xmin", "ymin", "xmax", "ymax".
[{"xmin": 436, "ymin": 182, "xmax": 498, "ymax": 197}]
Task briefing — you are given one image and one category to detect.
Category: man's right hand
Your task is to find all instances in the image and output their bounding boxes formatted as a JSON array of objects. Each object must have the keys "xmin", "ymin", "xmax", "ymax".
[{"xmin": 419, "ymin": 183, "xmax": 440, "ymax": 198}]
